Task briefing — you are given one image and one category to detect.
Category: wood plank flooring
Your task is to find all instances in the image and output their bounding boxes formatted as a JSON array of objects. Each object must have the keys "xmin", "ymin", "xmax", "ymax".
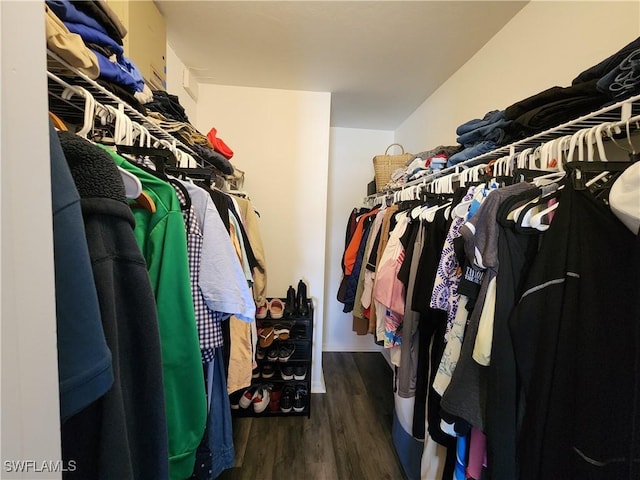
[{"xmin": 218, "ymin": 352, "xmax": 406, "ymax": 480}]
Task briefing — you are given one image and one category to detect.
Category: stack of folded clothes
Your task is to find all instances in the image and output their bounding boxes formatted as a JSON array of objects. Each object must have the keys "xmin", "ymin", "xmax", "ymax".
[
  {"xmin": 447, "ymin": 36, "xmax": 640, "ymax": 167},
  {"xmin": 447, "ymin": 111, "xmax": 512, "ymax": 166},
  {"xmin": 576, "ymin": 36, "xmax": 640, "ymax": 101},
  {"xmin": 46, "ymin": 0, "xmax": 152, "ymax": 106},
  {"xmin": 502, "ymin": 79, "xmax": 609, "ymax": 141},
  {"xmin": 146, "ymin": 91, "xmax": 191, "ymax": 123}
]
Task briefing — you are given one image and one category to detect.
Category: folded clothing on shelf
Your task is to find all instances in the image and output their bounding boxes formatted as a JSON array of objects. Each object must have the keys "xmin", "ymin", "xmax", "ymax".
[
  {"xmin": 46, "ymin": 5, "xmax": 99, "ymax": 80},
  {"xmin": 147, "ymin": 90, "xmax": 191, "ymax": 123},
  {"xmin": 72, "ymin": 1, "xmax": 127, "ymax": 45},
  {"xmin": 573, "ymin": 36, "xmax": 640, "ymax": 85},
  {"xmin": 47, "ymin": 0, "xmax": 146, "ymax": 95}
]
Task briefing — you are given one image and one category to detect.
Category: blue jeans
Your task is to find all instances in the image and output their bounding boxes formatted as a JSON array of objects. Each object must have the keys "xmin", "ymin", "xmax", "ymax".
[
  {"xmin": 456, "ymin": 110, "xmax": 506, "ymax": 135},
  {"xmin": 447, "ymin": 141, "xmax": 497, "ymax": 166},
  {"xmin": 456, "ymin": 121, "xmax": 511, "ymax": 148},
  {"xmin": 192, "ymin": 348, "xmax": 235, "ymax": 480}
]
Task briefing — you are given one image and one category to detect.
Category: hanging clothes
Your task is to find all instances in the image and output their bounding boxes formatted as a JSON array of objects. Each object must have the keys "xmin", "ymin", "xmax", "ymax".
[
  {"xmin": 58, "ymin": 132, "xmax": 169, "ymax": 480},
  {"xmin": 510, "ymin": 183, "xmax": 640, "ymax": 480},
  {"xmin": 49, "ymin": 123, "xmax": 113, "ymax": 423},
  {"xmin": 105, "ymin": 147, "xmax": 207, "ymax": 480}
]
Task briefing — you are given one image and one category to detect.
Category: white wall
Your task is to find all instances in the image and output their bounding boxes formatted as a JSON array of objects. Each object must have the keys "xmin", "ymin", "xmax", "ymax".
[
  {"xmin": 395, "ymin": 0, "xmax": 640, "ymax": 150},
  {"xmin": 165, "ymin": 43, "xmax": 198, "ymax": 124},
  {"xmin": 1, "ymin": 1, "xmax": 62, "ymax": 477},
  {"xmin": 195, "ymin": 84, "xmax": 331, "ymax": 392},
  {"xmin": 323, "ymin": 127, "xmax": 394, "ymax": 352}
]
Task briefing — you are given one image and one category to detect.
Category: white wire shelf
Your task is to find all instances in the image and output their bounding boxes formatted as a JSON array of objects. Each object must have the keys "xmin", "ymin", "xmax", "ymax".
[{"xmin": 366, "ymin": 91, "xmax": 640, "ymax": 201}]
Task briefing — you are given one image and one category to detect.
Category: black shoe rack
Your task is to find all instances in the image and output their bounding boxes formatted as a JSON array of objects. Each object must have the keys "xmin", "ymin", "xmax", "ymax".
[{"xmin": 232, "ymin": 298, "xmax": 313, "ymax": 418}]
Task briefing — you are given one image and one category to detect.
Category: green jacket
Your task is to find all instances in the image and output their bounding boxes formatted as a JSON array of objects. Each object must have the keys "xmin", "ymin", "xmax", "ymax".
[{"xmin": 107, "ymin": 148, "xmax": 206, "ymax": 480}]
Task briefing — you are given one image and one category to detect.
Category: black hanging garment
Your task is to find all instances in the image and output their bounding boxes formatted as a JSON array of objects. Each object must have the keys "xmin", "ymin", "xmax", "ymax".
[
  {"xmin": 58, "ymin": 132, "xmax": 169, "ymax": 480},
  {"xmin": 510, "ymin": 183, "xmax": 640, "ymax": 480}
]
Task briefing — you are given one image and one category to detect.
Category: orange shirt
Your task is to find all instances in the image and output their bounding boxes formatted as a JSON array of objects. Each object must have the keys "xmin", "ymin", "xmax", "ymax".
[{"xmin": 343, "ymin": 208, "xmax": 379, "ymax": 276}]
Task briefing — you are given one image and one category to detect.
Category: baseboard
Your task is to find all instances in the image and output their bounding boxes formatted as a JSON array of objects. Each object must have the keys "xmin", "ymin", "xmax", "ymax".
[
  {"xmin": 322, "ymin": 343, "xmax": 384, "ymax": 352},
  {"xmin": 311, "ymin": 372, "xmax": 326, "ymax": 394}
]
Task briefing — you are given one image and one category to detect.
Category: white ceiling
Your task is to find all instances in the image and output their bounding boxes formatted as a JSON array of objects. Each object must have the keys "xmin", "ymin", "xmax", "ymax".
[{"xmin": 156, "ymin": 1, "xmax": 528, "ymax": 130}]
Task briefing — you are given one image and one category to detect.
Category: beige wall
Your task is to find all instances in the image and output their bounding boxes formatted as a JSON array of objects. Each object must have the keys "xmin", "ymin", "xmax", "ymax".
[
  {"xmin": 395, "ymin": 0, "xmax": 640, "ymax": 150},
  {"xmin": 195, "ymin": 84, "xmax": 331, "ymax": 392},
  {"xmin": 165, "ymin": 43, "xmax": 198, "ymax": 123},
  {"xmin": 324, "ymin": 127, "xmax": 394, "ymax": 352}
]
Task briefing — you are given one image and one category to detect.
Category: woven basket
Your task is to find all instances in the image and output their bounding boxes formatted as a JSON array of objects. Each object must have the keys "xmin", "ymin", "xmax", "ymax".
[{"xmin": 373, "ymin": 143, "xmax": 413, "ymax": 192}]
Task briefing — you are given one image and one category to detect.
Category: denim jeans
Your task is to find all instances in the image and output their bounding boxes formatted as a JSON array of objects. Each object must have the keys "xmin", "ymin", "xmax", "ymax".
[
  {"xmin": 456, "ymin": 121, "xmax": 511, "ymax": 148},
  {"xmin": 447, "ymin": 141, "xmax": 497, "ymax": 166},
  {"xmin": 456, "ymin": 110, "xmax": 506, "ymax": 135},
  {"xmin": 192, "ymin": 348, "xmax": 235, "ymax": 480}
]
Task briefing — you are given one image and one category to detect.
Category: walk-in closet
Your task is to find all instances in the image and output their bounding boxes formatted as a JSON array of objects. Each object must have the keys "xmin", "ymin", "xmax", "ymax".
[{"xmin": 2, "ymin": 1, "xmax": 640, "ymax": 479}]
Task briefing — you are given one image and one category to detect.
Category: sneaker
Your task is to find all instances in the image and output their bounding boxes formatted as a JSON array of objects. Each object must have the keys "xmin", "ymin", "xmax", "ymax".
[
  {"xmin": 293, "ymin": 385, "xmax": 308, "ymax": 413},
  {"xmin": 293, "ymin": 365, "xmax": 307, "ymax": 380},
  {"xmin": 267, "ymin": 348, "xmax": 279, "ymax": 362},
  {"xmin": 280, "ymin": 365, "xmax": 294, "ymax": 381},
  {"xmin": 256, "ymin": 346, "xmax": 265, "ymax": 361},
  {"xmin": 280, "ymin": 386, "xmax": 294, "ymax": 413},
  {"xmin": 261, "ymin": 364, "xmax": 275, "ymax": 379},
  {"xmin": 238, "ymin": 385, "xmax": 259, "ymax": 409},
  {"xmin": 278, "ymin": 343, "xmax": 295, "ymax": 362},
  {"xmin": 253, "ymin": 385, "xmax": 271, "ymax": 414},
  {"xmin": 252, "ymin": 366, "xmax": 260, "ymax": 379}
]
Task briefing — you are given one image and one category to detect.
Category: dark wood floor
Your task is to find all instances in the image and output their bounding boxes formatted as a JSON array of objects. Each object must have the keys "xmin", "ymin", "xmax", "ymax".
[{"xmin": 218, "ymin": 352, "xmax": 407, "ymax": 480}]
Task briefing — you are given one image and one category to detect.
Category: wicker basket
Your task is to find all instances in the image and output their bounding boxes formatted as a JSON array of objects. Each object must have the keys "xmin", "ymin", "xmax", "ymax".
[{"xmin": 373, "ymin": 143, "xmax": 413, "ymax": 192}]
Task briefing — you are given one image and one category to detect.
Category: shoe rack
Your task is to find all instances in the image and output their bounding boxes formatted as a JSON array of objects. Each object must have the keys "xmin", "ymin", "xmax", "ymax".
[{"xmin": 233, "ymin": 295, "xmax": 313, "ymax": 418}]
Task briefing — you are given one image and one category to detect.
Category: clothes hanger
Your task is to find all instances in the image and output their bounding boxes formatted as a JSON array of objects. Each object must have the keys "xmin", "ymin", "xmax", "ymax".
[
  {"xmin": 60, "ymin": 85, "xmax": 95, "ymax": 138},
  {"xmin": 49, "ymin": 111, "xmax": 68, "ymax": 131}
]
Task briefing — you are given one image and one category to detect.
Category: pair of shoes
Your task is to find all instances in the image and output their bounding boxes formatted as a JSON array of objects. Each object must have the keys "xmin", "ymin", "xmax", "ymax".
[
  {"xmin": 293, "ymin": 384, "xmax": 308, "ymax": 413},
  {"xmin": 239, "ymin": 384, "xmax": 271, "ymax": 413},
  {"xmin": 278, "ymin": 343, "xmax": 295, "ymax": 362},
  {"xmin": 280, "ymin": 365, "xmax": 294, "ymax": 381},
  {"xmin": 284, "ymin": 280, "xmax": 310, "ymax": 318},
  {"xmin": 268, "ymin": 298, "xmax": 285, "ymax": 319},
  {"xmin": 281, "ymin": 365, "xmax": 306, "ymax": 380},
  {"xmin": 258, "ymin": 324, "xmax": 291, "ymax": 348},
  {"xmin": 256, "ymin": 298, "xmax": 285, "ymax": 320},
  {"xmin": 261, "ymin": 364, "xmax": 276, "ymax": 379},
  {"xmin": 265, "ymin": 343, "xmax": 295, "ymax": 362}
]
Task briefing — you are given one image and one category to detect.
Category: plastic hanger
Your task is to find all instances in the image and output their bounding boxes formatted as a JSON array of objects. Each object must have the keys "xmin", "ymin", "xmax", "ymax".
[
  {"xmin": 61, "ymin": 85, "xmax": 95, "ymax": 138},
  {"xmin": 517, "ymin": 182, "xmax": 563, "ymax": 228},
  {"xmin": 528, "ymin": 201, "xmax": 559, "ymax": 231},
  {"xmin": 49, "ymin": 111, "xmax": 68, "ymax": 131}
]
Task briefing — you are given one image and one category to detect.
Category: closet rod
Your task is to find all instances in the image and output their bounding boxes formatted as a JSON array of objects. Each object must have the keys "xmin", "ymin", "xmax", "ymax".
[
  {"xmin": 46, "ymin": 49, "xmax": 208, "ymax": 167},
  {"xmin": 366, "ymin": 91, "xmax": 640, "ymax": 203}
]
